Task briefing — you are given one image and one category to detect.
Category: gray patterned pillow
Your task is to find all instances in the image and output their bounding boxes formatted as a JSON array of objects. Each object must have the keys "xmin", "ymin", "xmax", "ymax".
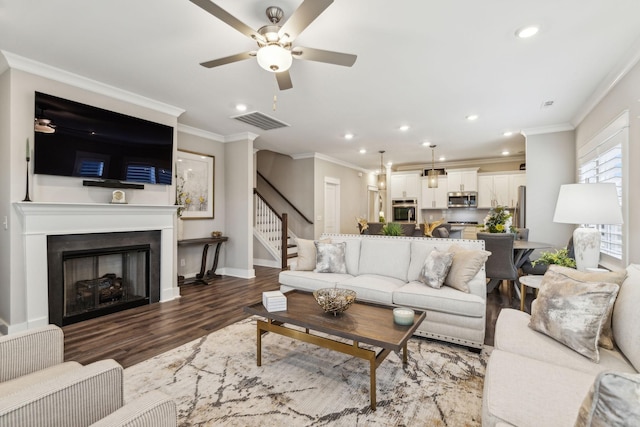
[
  {"xmin": 575, "ymin": 371, "xmax": 640, "ymax": 426},
  {"xmin": 419, "ymin": 249, "xmax": 455, "ymax": 289},
  {"xmin": 546, "ymin": 265, "xmax": 627, "ymax": 350},
  {"xmin": 529, "ymin": 269, "xmax": 620, "ymax": 362},
  {"xmin": 315, "ymin": 242, "xmax": 347, "ymax": 274}
]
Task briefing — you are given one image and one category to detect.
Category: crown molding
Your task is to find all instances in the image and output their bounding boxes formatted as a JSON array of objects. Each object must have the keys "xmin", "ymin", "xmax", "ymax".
[
  {"xmin": 177, "ymin": 124, "xmax": 225, "ymax": 142},
  {"xmin": 224, "ymin": 132, "xmax": 260, "ymax": 143},
  {"xmin": 521, "ymin": 123, "xmax": 575, "ymax": 136},
  {"xmin": 290, "ymin": 152, "xmax": 371, "ymax": 174},
  {"xmin": 395, "ymin": 154, "xmax": 526, "ymax": 172},
  {"xmin": 571, "ymin": 35, "xmax": 640, "ymax": 127},
  {"xmin": 1, "ymin": 50, "xmax": 185, "ymax": 117}
]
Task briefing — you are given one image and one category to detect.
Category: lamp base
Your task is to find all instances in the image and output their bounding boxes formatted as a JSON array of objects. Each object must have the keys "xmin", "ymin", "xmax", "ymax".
[{"xmin": 573, "ymin": 227, "xmax": 600, "ymax": 271}]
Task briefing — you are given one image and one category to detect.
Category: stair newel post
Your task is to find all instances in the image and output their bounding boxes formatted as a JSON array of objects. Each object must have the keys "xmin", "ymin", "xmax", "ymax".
[{"xmin": 281, "ymin": 213, "xmax": 288, "ymax": 270}]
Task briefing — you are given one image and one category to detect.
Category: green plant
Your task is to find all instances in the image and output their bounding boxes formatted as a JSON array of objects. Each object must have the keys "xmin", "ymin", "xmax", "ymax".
[
  {"xmin": 381, "ymin": 222, "xmax": 403, "ymax": 236},
  {"xmin": 532, "ymin": 248, "xmax": 576, "ymax": 268}
]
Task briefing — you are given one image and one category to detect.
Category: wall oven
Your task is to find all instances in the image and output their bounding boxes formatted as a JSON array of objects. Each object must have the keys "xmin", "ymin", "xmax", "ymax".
[
  {"xmin": 448, "ymin": 192, "xmax": 478, "ymax": 208},
  {"xmin": 392, "ymin": 199, "xmax": 417, "ymax": 223}
]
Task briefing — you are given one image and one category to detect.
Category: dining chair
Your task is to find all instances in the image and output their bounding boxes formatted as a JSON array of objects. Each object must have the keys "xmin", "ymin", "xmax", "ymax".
[{"xmin": 477, "ymin": 232, "xmax": 521, "ymax": 300}]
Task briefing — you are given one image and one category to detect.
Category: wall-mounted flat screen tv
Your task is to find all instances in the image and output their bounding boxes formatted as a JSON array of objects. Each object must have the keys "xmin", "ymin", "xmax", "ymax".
[{"xmin": 34, "ymin": 91, "xmax": 174, "ymax": 185}]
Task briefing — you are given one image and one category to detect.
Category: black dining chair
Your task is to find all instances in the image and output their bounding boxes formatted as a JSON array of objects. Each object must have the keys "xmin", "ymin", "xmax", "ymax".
[{"xmin": 477, "ymin": 232, "xmax": 521, "ymax": 300}]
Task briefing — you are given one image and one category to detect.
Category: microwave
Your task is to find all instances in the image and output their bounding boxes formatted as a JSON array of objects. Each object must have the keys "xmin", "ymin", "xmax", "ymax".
[{"xmin": 448, "ymin": 192, "xmax": 478, "ymax": 208}]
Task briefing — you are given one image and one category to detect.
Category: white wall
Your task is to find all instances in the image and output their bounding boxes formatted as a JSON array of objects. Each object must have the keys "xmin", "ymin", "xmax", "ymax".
[
  {"xmin": 223, "ymin": 134, "xmax": 256, "ymax": 278},
  {"xmin": 575, "ymin": 59, "xmax": 640, "ymax": 265},
  {"xmin": 176, "ymin": 129, "xmax": 227, "ymax": 278},
  {"xmin": 525, "ymin": 131, "xmax": 576, "ymax": 250}
]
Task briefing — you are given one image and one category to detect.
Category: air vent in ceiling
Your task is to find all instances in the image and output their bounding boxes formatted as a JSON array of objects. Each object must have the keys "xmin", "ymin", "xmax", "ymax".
[{"xmin": 231, "ymin": 111, "xmax": 290, "ymax": 130}]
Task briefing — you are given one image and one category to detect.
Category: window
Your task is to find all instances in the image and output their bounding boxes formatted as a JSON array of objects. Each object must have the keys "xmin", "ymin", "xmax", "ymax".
[{"xmin": 577, "ymin": 112, "xmax": 628, "ymax": 264}]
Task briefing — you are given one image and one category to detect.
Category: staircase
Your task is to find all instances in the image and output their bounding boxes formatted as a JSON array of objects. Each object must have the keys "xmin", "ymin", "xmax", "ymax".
[{"xmin": 254, "ymin": 191, "xmax": 298, "ymax": 269}]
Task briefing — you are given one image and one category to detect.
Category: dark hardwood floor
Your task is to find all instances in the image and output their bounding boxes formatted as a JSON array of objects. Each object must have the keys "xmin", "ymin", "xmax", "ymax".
[{"xmin": 63, "ymin": 266, "xmax": 525, "ymax": 368}]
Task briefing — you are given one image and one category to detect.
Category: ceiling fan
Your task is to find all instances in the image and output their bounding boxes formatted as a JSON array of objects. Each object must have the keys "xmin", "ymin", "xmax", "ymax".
[{"xmin": 189, "ymin": 0, "xmax": 357, "ymax": 90}]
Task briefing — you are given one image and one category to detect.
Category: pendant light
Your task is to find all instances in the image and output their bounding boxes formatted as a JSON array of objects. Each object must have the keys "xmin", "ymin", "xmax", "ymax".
[
  {"xmin": 378, "ymin": 150, "xmax": 386, "ymax": 189},
  {"xmin": 428, "ymin": 145, "xmax": 438, "ymax": 188}
]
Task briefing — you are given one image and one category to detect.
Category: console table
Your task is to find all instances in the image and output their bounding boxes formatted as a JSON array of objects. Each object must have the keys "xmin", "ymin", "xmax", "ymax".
[{"xmin": 177, "ymin": 236, "xmax": 228, "ymax": 285}]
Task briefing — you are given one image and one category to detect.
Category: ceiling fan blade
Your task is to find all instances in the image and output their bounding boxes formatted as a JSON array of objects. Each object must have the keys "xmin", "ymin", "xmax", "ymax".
[
  {"xmin": 278, "ymin": 0, "xmax": 333, "ymax": 42},
  {"xmin": 275, "ymin": 71, "xmax": 293, "ymax": 90},
  {"xmin": 292, "ymin": 47, "xmax": 357, "ymax": 67},
  {"xmin": 190, "ymin": 0, "xmax": 265, "ymax": 43},
  {"xmin": 200, "ymin": 52, "xmax": 254, "ymax": 68}
]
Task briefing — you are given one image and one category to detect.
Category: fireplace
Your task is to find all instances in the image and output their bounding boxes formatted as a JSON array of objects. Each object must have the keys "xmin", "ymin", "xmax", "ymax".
[
  {"xmin": 47, "ymin": 230, "xmax": 161, "ymax": 326},
  {"xmin": 15, "ymin": 202, "xmax": 179, "ymax": 332}
]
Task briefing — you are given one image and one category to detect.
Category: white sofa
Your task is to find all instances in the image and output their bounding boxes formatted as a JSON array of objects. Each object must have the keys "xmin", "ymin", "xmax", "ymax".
[
  {"xmin": 279, "ymin": 233, "xmax": 488, "ymax": 350},
  {"xmin": 482, "ymin": 264, "xmax": 640, "ymax": 426}
]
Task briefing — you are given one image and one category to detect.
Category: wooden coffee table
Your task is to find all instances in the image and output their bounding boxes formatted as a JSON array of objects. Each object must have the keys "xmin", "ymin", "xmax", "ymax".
[{"xmin": 244, "ymin": 290, "xmax": 426, "ymax": 410}]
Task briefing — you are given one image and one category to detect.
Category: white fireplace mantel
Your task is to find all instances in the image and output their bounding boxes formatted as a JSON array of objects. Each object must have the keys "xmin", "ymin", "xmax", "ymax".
[{"xmin": 14, "ymin": 202, "xmax": 180, "ymax": 329}]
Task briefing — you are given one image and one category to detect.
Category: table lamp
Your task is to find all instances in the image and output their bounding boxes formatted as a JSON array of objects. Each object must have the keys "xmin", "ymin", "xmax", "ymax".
[{"xmin": 552, "ymin": 183, "xmax": 623, "ymax": 271}]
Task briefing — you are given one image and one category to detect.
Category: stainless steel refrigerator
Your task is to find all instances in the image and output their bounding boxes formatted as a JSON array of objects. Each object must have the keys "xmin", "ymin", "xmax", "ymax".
[{"xmin": 515, "ymin": 186, "xmax": 526, "ymax": 228}]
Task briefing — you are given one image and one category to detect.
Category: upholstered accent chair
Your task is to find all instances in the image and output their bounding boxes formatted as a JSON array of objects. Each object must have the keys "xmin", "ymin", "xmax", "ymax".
[
  {"xmin": 477, "ymin": 232, "xmax": 520, "ymax": 297},
  {"xmin": 0, "ymin": 325, "xmax": 177, "ymax": 427}
]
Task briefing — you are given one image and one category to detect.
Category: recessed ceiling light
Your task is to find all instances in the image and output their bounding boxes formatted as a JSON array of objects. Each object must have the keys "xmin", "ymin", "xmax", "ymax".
[
  {"xmin": 386, "ymin": 161, "xmax": 393, "ymax": 167},
  {"xmin": 399, "ymin": 125, "xmax": 410, "ymax": 132},
  {"xmin": 344, "ymin": 133, "xmax": 354, "ymax": 140},
  {"xmin": 466, "ymin": 114, "xmax": 479, "ymax": 121},
  {"xmin": 439, "ymin": 156, "xmax": 446, "ymax": 161},
  {"xmin": 235, "ymin": 104, "xmax": 247, "ymax": 112},
  {"xmin": 503, "ymin": 131, "xmax": 513, "ymax": 137},
  {"xmin": 421, "ymin": 141, "xmax": 431, "ymax": 147},
  {"xmin": 502, "ymin": 150, "xmax": 510, "ymax": 156},
  {"xmin": 516, "ymin": 25, "xmax": 539, "ymax": 38},
  {"xmin": 359, "ymin": 148, "xmax": 366, "ymax": 154}
]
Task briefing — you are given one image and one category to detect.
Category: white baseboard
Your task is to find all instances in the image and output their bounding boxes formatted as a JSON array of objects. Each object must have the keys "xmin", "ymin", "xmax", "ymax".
[
  {"xmin": 218, "ymin": 267, "xmax": 256, "ymax": 279},
  {"xmin": 253, "ymin": 258, "xmax": 281, "ymax": 268}
]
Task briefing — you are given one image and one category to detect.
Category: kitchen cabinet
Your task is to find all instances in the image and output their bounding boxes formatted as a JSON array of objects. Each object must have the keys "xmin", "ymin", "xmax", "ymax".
[
  {"xmin": 390, "ymin": 173, "xmax": 420, "ymax": 199},
  {"xmin": 446, "ymin": 168, "xmax": 478, "ymax": 192},
  {"xmin": 478, "ymin": 172, "xmax": 526, "ymax": 208},
  {"xmin": 420, "ymin": 176, "xmax": 448, "ymax": 209}
]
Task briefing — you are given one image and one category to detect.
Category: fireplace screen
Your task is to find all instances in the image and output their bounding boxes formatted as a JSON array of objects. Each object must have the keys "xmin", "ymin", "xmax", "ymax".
[{"xmin": 62, "ymin": 245, "xmax": 150, "ymax": 321}]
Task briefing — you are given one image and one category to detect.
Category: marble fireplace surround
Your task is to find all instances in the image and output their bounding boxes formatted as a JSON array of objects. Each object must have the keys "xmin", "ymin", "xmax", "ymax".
[{"xmin": 15, "ymin": 202, "xmax": 180, "ymax": 329}]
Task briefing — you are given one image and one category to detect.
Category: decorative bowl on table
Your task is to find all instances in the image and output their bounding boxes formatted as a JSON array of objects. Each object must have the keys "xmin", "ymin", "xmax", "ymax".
[{"xmin": 313, "ymin": 288, "xmax": 357, "ymax": 315}]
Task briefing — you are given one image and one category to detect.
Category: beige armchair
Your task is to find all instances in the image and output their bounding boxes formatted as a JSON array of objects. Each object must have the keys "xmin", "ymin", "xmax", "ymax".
[{"xmin": 0, "ymin": 325, "xmax": 176, "ymax": 427}]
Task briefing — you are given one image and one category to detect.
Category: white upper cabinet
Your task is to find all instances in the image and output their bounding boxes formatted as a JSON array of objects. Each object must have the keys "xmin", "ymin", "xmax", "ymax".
[
  {"xmin": 390, "ymin": 173, "xmax": 420, "ymax": 199},
  {"xmin": 421, "ymin": 176, "xmax": 448, "ymax": 209},
  {"xmin": 478, "ymin": 172, "xmax": 526, "ymax": 208},
  {"xmin": 446, "ymin": 168, "xmax": 478, "ymax": 192}
]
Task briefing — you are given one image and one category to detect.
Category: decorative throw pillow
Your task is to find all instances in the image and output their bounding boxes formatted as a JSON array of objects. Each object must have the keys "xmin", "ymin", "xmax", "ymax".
[
  {"xmin": 546, "ymin": 265, "xmax": 627, "ymax": 350},
  {"xmin": 529, "ymin": 269, "xmax": 620, "ymax": 362},
  {"xmin": 575, "ymin": 371, "xmax": 640, "ymax": 427},
  {"xmin": 444, "ymin": 245, "xmax": 491, "ymax": 293},
  {"xmin": 418, "ymin": 249, "xmax": 455, "ymax": 289},
  {"xmin": 315, "ymin": 241, "xmax": 347, "ymax": 274},
  {"xmin": 295, "ymin": 238, "xmax": 330, "ymax": 271}
]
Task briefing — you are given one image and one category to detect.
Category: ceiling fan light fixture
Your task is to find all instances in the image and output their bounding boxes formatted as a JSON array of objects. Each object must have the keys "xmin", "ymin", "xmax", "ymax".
[
  {"xmin": 34, "ymin": 118, "xmax": 55, "ymax": 134},
  {"xmin": 257, "ymin": 44, "xmax": 292, "ymax": 72}
]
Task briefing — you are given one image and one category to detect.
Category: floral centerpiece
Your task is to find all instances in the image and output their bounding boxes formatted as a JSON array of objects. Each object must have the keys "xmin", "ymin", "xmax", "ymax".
[{"xmin": 482, "ymin": 205, "xmax": 515, "ymax": 233}]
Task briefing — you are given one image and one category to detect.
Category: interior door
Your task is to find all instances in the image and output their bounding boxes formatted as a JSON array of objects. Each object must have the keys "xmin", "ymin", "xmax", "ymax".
[{"xmin": 324, "ymin": 177, "xmax": 341, "ymax": 234}]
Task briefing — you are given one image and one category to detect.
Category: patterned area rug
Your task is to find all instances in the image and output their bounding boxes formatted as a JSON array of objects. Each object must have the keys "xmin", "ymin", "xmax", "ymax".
[{"xmin": 124, "ymin": 317, "xmax": 490, "ymax": 426}]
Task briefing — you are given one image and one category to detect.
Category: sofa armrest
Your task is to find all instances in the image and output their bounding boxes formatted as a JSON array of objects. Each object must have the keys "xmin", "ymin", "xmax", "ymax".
[
  {"xmin": 0, "ymin": 359, "xmax": 124, "ymax": 427},
  {"xmin": 89, "ymin": 390, "xmax": 177, "ymax": 427},
  {"xmin": 0, "ymin": 325, "xmax": 64, "ymax": 382}
]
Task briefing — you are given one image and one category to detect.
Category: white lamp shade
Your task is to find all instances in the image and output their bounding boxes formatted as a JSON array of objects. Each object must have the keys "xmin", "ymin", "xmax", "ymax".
[
  {"xmin": 256, "ymin": 45, "xmax": 292, "ymax": 73},
  {"xmin": 553, "ymin": 183, "xmax": 623, "ymax": 225}
]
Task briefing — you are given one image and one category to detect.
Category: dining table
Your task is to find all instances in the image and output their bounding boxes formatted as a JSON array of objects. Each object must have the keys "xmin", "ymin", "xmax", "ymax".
[{"xmin": 513, "ymin": 240, "xmax": 553, "ymax": 269}]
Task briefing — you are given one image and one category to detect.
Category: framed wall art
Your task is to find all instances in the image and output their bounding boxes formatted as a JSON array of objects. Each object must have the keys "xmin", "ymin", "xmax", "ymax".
[{"xmin": 176, "ymin": 150, "xmax": 214, "ymax": 219}]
